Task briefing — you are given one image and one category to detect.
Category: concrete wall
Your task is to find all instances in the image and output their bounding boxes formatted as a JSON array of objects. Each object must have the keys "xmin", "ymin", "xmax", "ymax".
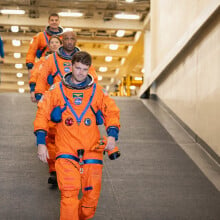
[
  {"xmin": 151, "ymin": 0, "xmax": 211, "ymax": 70},
  {"xmin": 148, "ymin": 0, "xmax": 220, "ymax": 157}
]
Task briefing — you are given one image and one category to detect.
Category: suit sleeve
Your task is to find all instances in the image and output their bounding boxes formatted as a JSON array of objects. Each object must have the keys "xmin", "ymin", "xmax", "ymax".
[
  {"xmin": 29, "ymin": 58, "xmax": 45, "ymax": 91},
  {"xmin": 26, "ymin": 34, "xmax": 39, "ymax": 68},
  {"xmin": 34, "ymin": 89, "xmax": 55, "ymax": 133},
  {"xmin": 98, "ymin": 86, "xmax": 120, "ymax": 137},
  {"xmin": 35, "ymin": 55, "xmax": 52, "ymax": 98},
  {"xmin": 89, "ymin": 65, "xmax": 98, "ymax": 83}
]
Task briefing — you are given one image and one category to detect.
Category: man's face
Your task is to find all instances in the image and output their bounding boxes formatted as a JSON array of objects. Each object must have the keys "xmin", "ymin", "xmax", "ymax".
[
  {"xmin": 48, "ymin": 16, "xmax": 60, "ymax": 29},
  {"xmin": 62, "ymin": 32, "xmax": 77, "ymax": 52},
  {"xmin": 72, "ymin": 62, "xmax": 89, "ymax": 84}
]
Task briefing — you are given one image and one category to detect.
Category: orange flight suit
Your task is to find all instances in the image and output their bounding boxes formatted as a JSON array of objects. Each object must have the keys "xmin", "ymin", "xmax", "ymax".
[
  {"xmin": 29, "ymin": 55, "xmax": 57, "ymax": 172},
  {"xmin": 26, "ymin": 26, "xmax": 63, "ymax": 69},
  {"xmin": 34, "ymin": 74, "xmax": 120, "ymax": 220},
  {"xmin": 35, "ymin": 48, "xmax": 97, "ymax": 174},
  {"xmin": 29, "ymin": 54, "xmax": 56, "ymax": 172},
  {"xmin": 35, "ymin": 48, "xmax": 97, "ymax": 97},
  {"xmin": 45, "ymin": 122, "xmax": 57, "ymax": 173}
]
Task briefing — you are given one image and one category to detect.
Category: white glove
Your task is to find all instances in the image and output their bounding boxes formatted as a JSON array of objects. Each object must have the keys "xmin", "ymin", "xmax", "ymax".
[{"xmin": 37, "ymin": 144, "xmax": 49, "ymax": 163}]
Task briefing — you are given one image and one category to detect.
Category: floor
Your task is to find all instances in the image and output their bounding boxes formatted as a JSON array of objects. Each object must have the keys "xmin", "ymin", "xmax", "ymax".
[{"xmin": 0, "ymin": 94, "xmax": 219, "ymax": 220}]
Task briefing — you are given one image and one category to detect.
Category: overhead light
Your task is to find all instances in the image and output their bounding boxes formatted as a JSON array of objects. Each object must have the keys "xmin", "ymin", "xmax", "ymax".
[
  {"xmin": 141, "ymin": 68, "xmax": 145, "ymax": 73},
  {"xmin": 116, "ymin": 30, "xmax": 125, "ymax": 37},
  {"xmin": 12, "ymin": 40, "xmax": 21, "ymax": 46},
  {"xmin": 58, "ymin": 12, "xmax": 83, "ymax": 17},
  {"xmin": 111, "ymin": 78, "xmax": 114, "ymax": 83},
  {"xmin": 115, "ymin": 68, "xmax": 119, "ymax": 75},
  {"xmin": 99, "ymin": 67, "xmax": 107, "ymax": 72},
  {"xmin": 98, "ymin": 75, "xmax": 103, "ymax": 81},
  {"xmin": 15, "ymin": 64, "xmax": 23, "ymax": 69},
  {"xmin": 130, "ymin": 85, "xmax": 136, "ymax": 90},
  {"xmin": 120, "ymin": 58, "xmax": 125, "ymax": 65},
  {"xmin": 126, "ymin": 0, "xmax": 134, "ymax": 2},
  {"xmin": 109, "ymin": 44, "xmax": 118, "ymax": 50},
  {"xmin": 114, "ymin": 13, "xmax": 140, "ymax": 20},
  {"xmin": 0, "ymin": 9, "xmax": 25, "ymax": 15},
  {"xmin": 14, "ymin": 53, "xmax": 21, "ymax": 58},
  {"xmin": 17, "ymin": 81, "xmax": 24, "ymax": 86},
  {"xmin": 63, "ymin": 28, "xmax": 74, "ymax": 32},
  {"xmin": 127, "ymin": 45, "xmax": 133, "ymax": 54},
  {"xmin": 11, "ymin": 26, "xmax": 19, "ymax": 32},
  {"xmin": 105, "ymin": 56, "xmax": 112, "ymax": 62},
  {"xmin": 134, "ymin": 77, "xmax": 143, "ymax": 81},
  {"xmin": 16, "ymin": 72, "xmax": 23, "ymax": 78},
  {"xmin": 106, "ymin": 85, "xmax": 110, "ymax": 91},
  {"xmin": 18, "ymin": 88, "xmax": 25, "ymax": 93}
]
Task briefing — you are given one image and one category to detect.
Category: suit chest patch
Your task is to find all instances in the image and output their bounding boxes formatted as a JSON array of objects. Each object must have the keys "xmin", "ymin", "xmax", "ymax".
[
  {"xmin": 84, "ymin": 118, "xmax": 92, "ymax": 126},
  {"xmin": 73, "ymin": 93, "xmax": 83, "ymax": 105},
  {"xmin": 64, "ymin": 67, "xmax": 70, "ymax": 72},
  {"xmin": 63, "ymin": 62, "xmax": 71, "ymax": 66}
]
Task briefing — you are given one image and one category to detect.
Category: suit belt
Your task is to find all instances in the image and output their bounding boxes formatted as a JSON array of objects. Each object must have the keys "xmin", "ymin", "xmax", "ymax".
[{"xmin": 56, "ymin": 154, "xmax": 103, "ymax": 165}]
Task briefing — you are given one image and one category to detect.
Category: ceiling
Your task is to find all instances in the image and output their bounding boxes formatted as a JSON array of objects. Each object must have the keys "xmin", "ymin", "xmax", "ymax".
[{"xmin": 0, "ymin": 0, "xmax": 150, "ymax": 94}]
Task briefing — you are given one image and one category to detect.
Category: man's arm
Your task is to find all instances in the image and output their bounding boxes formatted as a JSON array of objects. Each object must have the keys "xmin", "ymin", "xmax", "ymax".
[
  {"xmin": 89, "ymin": 65, "xmax": 98, "ymax": 83},
  {"xmin": 34, "ymin": 55, "xmax": 53, "ymax": 101},
  {"xmin": 99, "ymin": 86, "xmax": 120, "ymax": 150},
  {"xmin": 34, "ymin": 90, "xmax": 55, "ymax": 163},
  {"xmin": 26, "ymin": 33, "xmax": 41, "ymax": 70},
  {"xmin": 29, "ymin": 58, "xmax": 46, "ymax": 102}
]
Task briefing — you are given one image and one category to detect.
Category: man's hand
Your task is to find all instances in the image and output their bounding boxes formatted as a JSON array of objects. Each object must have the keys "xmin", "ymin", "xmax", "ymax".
[
  {"xmin": 28, "ymin": 69, "xmax": 32, "ymax": 80},
  {"xmin": 37, "ymin": 144, "xmax": 49, "ymax": 163},
  {"xmin": 30, "ymin": 91, "xmax": 37, "ymax": 102},
  {"xmin": 0, "ymin": 57, "xmax": 4, "ymax": 64},
  {"xmin": 105, "ymin": 136, "xmax": 115, "ymax": 151}
]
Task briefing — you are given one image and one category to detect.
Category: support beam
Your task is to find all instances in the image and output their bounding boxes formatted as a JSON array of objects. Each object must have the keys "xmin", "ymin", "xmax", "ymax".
[{"xmin": 0, "ymin": 15, "xmax": 144, "ymax": 31}]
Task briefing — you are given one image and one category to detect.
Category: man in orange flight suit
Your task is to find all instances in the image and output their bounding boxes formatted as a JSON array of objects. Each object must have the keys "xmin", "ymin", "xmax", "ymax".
[
  {"xmin": 34, "ymin": 51, "xmax": 120, "ymax": 220},
  {"xmin": 34, "ymin": 30, "xmax": 97, "ymax": 101},
  {"xmin": 34, "ymin": 31, "xmax": 97, "ymax": 185},
  {"xmin": 26, "ymin": 13, "xmax": 63, "ymax": 74},
  {"xmin": 29, "ymin": 36, "xmax": 62, "ymax": 103}
]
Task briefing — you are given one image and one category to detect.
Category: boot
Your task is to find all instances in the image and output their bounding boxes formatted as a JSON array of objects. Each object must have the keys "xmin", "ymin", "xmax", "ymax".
[{"xmin": 48, "ymin": 171, "xmax": 57, "ymax": 185}]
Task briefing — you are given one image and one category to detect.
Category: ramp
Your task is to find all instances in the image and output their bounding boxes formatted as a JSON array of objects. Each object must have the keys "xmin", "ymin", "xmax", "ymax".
[{"xmin": 0, "ymin": 94, "xmax": 219, "ymax": 220}]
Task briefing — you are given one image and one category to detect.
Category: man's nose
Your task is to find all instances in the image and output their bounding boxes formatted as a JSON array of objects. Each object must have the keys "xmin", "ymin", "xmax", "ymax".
[{"xmin": 68, "ymin": 41, "xmax": 74, "ymax": 45}]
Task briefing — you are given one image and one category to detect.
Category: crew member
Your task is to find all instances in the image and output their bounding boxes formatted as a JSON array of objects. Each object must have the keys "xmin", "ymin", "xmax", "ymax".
[
  {"xmin": 34, "ymin": 51, "xmax": 120, "ymax": 219},
  {"xmin": 34, "ymin": 31, "xmax": 97, "ymax": 185},
  {"xmin": 34, "ymin": 30, "xmax": 97, "ymax": 101},
  {"xmin": 29, "ymin": 36, "xmax": 62, "ymax": 103},
  {"xmin": 26, "ymin": 13, "xmax": 63, "ymax": 74}
]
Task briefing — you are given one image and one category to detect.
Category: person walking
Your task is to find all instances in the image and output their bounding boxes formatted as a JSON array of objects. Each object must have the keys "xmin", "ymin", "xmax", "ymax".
[
  {"xmin": 34, "ymin": 51, "xmax": 120, "ymax": 219},
  {"xmin": 26, "ymin": 13, "xmax": 63, "ymax": 74}
]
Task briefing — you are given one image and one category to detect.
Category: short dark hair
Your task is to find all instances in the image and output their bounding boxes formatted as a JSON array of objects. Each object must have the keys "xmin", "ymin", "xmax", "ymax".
[
  {"xmin": 49, "ymin": 36, "xmax": 62, "ymax": 45},
  {"xmin": 72, "ymin": 51, "xmax": 92, "ymax": 67},
  {"xmin": 48, "ymin": 13, "xmax": 59, "ymax": 20}
]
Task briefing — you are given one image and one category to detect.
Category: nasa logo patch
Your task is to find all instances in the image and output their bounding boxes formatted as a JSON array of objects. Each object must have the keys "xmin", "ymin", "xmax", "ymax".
[
  {"xmin": 74, "ymin": 98, "xmax": 82, "ymax": 105},
  {"xmin": 64, "ymin": 67, "xmax": 70, "ymax": 72},
  {"xmin": 84, "ymin": 118, "xmax": 91, "ymax": 126}
]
